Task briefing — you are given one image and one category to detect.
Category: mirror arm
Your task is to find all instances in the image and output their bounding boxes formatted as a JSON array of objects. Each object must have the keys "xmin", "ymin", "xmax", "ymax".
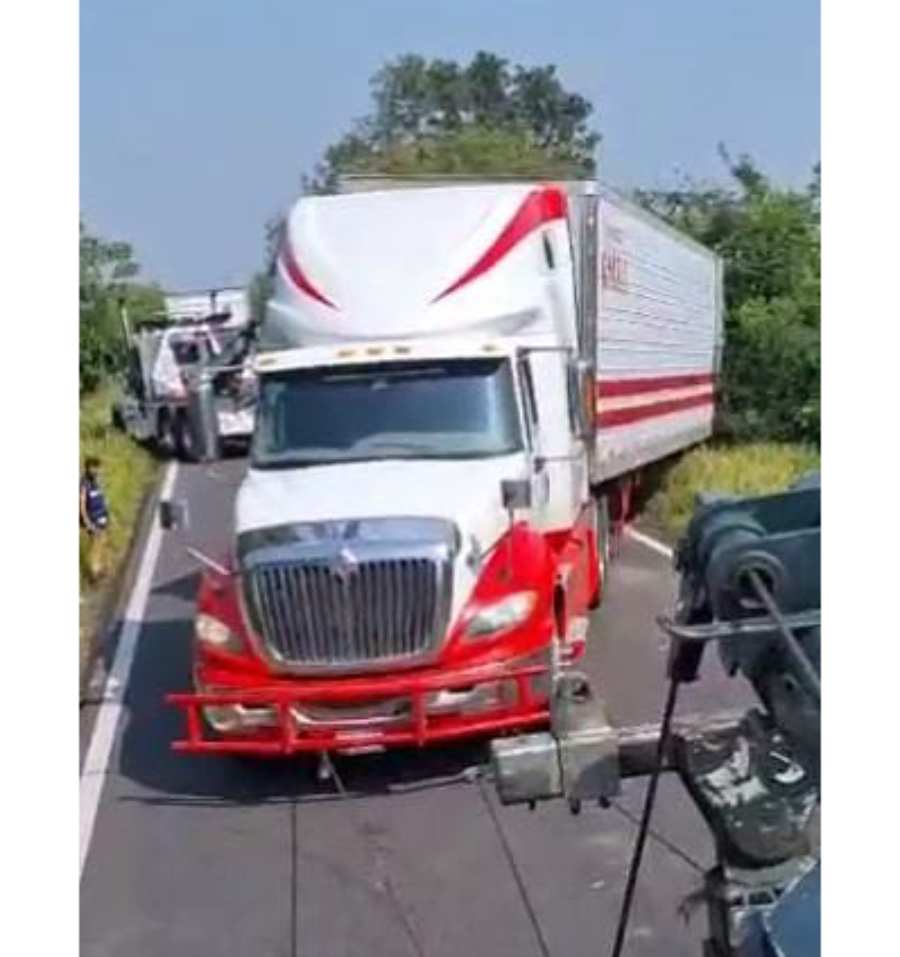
[{"xmin": 185, "ymin": 546, "xmax": 232, "ymax": 578}]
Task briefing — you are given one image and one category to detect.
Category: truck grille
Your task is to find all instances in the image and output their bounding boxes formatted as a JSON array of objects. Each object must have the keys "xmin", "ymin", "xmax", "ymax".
[{"xmin": 245, "ymin": 557, "xmax": 451, "ymax": 669}]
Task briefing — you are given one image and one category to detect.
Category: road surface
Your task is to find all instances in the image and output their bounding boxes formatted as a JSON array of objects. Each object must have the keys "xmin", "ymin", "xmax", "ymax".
[{"xmin": 80, "ymin": 457, "xmax": 752, "ymax": 957}]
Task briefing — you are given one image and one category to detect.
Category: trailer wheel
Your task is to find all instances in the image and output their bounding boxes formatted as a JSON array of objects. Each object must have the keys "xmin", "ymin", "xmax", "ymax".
[{"xmin": 607, "ymin": 474, "xmax": 636, "ymax": 560}]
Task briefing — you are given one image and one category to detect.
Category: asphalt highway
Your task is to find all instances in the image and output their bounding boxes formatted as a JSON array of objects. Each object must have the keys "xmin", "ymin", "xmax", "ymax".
[{"xmin": 80, "ymin": 456, "xmax": 753, "ymax": 957}]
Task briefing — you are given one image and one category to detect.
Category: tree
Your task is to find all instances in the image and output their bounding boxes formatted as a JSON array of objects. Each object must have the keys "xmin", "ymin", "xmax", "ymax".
[
  {"xmin": 80, "ymin": 220, "xmax": 163, "ymax": 393},
  {"xmin": 305, "ymin": 51, "xmax": 600, "ymax": 192},
  {"xmin": 247, "ymin": 214, "xmax": 284, "ymax": 326},
  {"xmin": 635, "ymin": 152, "xmax": 821, "ymax": 444},
  {"xmin": 247, "ymin": 52, "xmax": 600, "ymax": 305}
]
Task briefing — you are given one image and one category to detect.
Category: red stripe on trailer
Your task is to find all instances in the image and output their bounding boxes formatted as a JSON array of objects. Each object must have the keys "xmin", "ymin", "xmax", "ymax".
[
  {"xmin": 597, "ymin": 372, "xmax": 715, "ymax": 398},
  {"xmin": 597, "ymin": 391, "xmax": 714, "ymax": 428},
  {"xmin": 433, "ymin": 186, "xmax": 568, "ymax": 302},
  {"xmin": 281, "ymin": 242, "xmax": 337, "ymax": 309}
]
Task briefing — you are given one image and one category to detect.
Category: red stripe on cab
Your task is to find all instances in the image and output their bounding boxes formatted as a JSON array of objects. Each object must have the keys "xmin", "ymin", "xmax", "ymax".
[
  {"xmin": 433, "ymin": 186, "xmax": 568, "ymax": 303},
  {"xmin": 281, "ymin": 242, "xmax": 337, "ymax": 309}
]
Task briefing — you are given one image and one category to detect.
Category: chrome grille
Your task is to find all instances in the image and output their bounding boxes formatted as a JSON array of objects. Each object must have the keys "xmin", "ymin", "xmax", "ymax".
[{"xmin": 246, "ymin": 557, "xmax": 450, "ymax": 669}]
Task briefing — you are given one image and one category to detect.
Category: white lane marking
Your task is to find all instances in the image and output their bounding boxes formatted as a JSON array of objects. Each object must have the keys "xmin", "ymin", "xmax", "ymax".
[
  {"xmin": 625, "ymin": 526, "xmax": 674, "ymax": 560},
  {"xmin": 80, "ymin": 462, "xmax": 178, "ymax": 878}
]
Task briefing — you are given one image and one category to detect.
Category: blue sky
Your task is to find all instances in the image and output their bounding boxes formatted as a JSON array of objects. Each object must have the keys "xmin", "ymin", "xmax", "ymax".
[{"xmin": 80, "ymin": 1, "xmax": 820, "ymax": 290}]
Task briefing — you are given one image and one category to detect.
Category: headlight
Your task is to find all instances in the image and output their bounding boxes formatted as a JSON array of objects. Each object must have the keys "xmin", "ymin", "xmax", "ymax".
[
  {"xmin": 465, "ymin": 591, "xmax": 537, "ymax": 639},
  {"xmin": 195, "ymin": 613, "xmax": 244, "ymax": 654}
]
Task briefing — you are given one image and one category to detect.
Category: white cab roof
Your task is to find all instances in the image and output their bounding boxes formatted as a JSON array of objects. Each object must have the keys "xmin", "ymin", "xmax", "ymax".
[{"xmin": 261, "ymin": 184, "xmax": 572, "ymax": 351}]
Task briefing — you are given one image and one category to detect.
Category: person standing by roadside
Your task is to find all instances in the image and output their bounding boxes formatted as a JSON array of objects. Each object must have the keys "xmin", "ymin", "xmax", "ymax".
[{"xmin": 80, "ymin": 455, "xmax": 110, "ymax": 582}]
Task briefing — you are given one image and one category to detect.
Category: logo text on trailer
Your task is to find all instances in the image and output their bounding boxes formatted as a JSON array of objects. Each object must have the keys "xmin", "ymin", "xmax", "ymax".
[{"xmin": 601, "ymin": 249, "xmax": 629, "ymax": 292}]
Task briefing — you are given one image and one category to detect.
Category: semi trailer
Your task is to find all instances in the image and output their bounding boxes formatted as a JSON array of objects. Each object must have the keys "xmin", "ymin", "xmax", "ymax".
[{"xmin": 164, "ymin": 176, "xmax": 724, "ymax": 757}]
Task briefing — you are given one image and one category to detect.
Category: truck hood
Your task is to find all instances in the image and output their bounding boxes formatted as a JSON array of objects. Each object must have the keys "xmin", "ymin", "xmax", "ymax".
[
  {"xmin": 236, "ymin": 455, "xmax": 531, "ymax": 624},
  {"xmin": 236, "ymin": 454, "xmax": 528, "ymax": 552}
]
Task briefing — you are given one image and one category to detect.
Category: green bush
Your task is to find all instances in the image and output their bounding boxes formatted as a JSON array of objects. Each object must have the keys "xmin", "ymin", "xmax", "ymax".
[
  {"xmin": 79, "ymin": 386, "xmax": 158, "ymax": 676},
  {"xmin": 643, "ymin": 442, "xmax": 820, "ymax": 541},
  {"xmin": 80, "ymin": 220, "xmax": 164, "ymax": 394},
  {"xmin": 721, "ymin": 297, "xmax": 820, "ymax": 442}
]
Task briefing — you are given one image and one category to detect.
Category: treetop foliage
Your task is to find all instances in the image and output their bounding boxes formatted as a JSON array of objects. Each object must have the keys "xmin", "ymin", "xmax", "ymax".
[
  {"xmin": 306, "ymin": 51, "xmax": 600, "ymax": 192},
  {"xmin": 79, "ymin": 220, "xmax": 163, "ymax": 394}
]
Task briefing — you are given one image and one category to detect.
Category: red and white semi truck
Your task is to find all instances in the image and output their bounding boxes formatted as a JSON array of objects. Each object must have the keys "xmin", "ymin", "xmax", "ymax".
[{"xmin": 165, "ymin": 176, "xmax": 724, "ymax": 758}]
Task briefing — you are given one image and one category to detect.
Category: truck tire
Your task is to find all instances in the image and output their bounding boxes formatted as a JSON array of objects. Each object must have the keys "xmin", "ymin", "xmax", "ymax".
[
  {"xmin": 155, "ymin": 410, "xmax": 176, "ymax": 459},
  {"xmin": 589, "ymin": 493, "xmax": 611, "ymax": 610},
  {"xmin": 175, "ymin": 410, "xmax": 202, "ymax": 462}
]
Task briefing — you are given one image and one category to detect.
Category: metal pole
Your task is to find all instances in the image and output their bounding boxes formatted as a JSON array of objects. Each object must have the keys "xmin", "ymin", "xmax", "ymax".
[{"xmin": 118, "ymin": 296, "xmax": 132, "ymax": 349}]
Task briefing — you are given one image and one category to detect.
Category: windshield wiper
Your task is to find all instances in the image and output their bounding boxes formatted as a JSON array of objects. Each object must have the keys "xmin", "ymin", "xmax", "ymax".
[{"xmin": 356, "ymin": 440, "xmax": 438, "ymax": 454}]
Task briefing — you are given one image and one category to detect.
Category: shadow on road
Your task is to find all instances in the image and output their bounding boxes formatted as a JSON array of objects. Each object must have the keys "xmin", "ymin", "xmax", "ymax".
[
  {"xmin": 116, "ymin": 617, "xmax": 489, "ymax": 809},
  {"xmin": 150, "ymin": 570, "xmax": 200, "ymax": 603}
]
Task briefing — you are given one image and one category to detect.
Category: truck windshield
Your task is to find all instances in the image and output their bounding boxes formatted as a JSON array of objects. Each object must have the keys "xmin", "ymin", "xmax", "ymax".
[{"xmin": 252, "ymin": 357, "xmax": 523, "ymax": 467}]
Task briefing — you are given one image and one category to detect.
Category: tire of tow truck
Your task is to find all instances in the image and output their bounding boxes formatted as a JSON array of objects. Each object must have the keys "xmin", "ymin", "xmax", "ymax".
[
  {"xmin": 174, "ymin": 410, "xmax": 201, "ymax": 463},
  {"xmin": 589, "ymin": 493, "xmax": 611, "ymax": 610},
  {"xmin": 155, "ymin": 410, "xmax": 176, "ymax": 459}
]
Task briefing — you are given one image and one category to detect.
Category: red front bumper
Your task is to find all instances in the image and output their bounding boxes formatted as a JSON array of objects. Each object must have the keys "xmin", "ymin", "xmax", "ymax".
[{"xmin": 166, "ymin": 662, "xmax": 550, "ymax": 755}]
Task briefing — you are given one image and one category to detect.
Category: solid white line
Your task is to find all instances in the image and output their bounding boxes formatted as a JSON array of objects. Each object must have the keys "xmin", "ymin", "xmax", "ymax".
[
  {"xmin": 625, "ymin": 526, "xmax": 675, "ymax": 560},
  {"xmin": 80, "ymin": 462, "xmax": 177, "ymax": 878}
]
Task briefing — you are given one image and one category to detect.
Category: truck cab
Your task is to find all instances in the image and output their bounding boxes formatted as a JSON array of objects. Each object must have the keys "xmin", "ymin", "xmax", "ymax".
[{"xmin": 168, "ymin": 182, "xmax": 603, "ymax": 754}]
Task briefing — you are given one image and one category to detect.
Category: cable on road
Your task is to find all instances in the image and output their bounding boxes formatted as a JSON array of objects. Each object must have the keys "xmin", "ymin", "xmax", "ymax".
[
  {"xmin": 320, "ymin": 751, "xmax": 427, "ymax": 957},
  {"xmin": 610, "ymin": 677, "xmax": 682, "ymax": 957},
  {"xmin": 606, "ymin": 799, "xmax": 705, "ymax": 876},
  {"xmin": 290, "ymin": 797, "xmax": 300, "ymax": 957},
  {"xmin": 477, "ymin": 777, "xmax": 553, "ymax": 957}
]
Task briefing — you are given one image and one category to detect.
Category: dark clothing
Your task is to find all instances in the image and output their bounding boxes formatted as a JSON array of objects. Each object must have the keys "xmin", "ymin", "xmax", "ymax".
[{"xmin": 81, "ymin": 475, "xmax": 109, "ymax": 530}]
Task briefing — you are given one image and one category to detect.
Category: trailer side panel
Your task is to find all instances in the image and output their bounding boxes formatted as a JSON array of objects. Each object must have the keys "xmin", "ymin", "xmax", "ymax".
[{"xmin": 592, "ymin": 190, "xmax": 723, "ymax": 482}]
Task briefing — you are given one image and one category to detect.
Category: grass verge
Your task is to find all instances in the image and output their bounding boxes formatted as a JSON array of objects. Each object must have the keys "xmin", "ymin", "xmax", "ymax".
[
  {"xmin": 79, "ymin": 384, "xmax": 159, "ymax": 684},
  {"xmin": 639, "ymin": 441, "xmax": 821, "ymax": 544}
]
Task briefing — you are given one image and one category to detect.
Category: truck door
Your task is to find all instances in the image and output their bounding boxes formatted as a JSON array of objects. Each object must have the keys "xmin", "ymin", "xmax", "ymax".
[
  {"xmin": 518, "ymin": 347, "xmax": 595, "ymax": 623},
  {"xmin": 517, "ymin": 349, "xmax": 589, "ymax": 534}
]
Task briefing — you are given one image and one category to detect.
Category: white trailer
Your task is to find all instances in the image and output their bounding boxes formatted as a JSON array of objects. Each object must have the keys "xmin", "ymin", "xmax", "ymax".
[{"xmin": 592, "ymin": 190, "xmax": 722, "ymax": 481}]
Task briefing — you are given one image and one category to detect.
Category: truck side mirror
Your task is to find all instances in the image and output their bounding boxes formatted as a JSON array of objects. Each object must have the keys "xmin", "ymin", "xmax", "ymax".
[
  {"xmin": 501, "ymin": 478, "xmax": 532, "ymax": 511},
  {"xmin": 159, "ymin": 498, "xmax": 190, "ymax": 531}
]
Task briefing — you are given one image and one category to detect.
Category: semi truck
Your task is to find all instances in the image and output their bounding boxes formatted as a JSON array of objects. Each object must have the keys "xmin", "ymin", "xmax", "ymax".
[{"xmin": 164, "ymin": 176, "xmax": 724, "ymax": 758}]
